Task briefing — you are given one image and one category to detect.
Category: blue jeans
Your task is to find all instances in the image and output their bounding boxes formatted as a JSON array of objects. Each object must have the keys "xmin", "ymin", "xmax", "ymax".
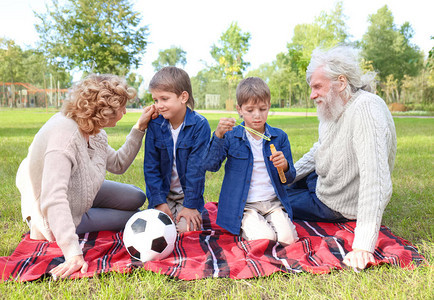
[
  {"xmin": 76, "ymin": 180, "xmax": 146, "ymax": 234},
  {"xmin": 286, "ymin": 172, "xmax": 349, "ymax": 222}
]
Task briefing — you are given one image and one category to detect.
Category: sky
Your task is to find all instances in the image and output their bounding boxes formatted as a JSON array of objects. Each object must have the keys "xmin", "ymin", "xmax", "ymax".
[{"xmin": 0, "ymin": 0, "xmax": 433, "ymax": 89}]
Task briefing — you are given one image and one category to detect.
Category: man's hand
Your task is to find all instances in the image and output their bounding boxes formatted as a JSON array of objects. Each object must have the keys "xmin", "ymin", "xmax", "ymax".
[
  {"xmin": 215, "ymin": 118, "xmax": 236, "ymax": 139},
  {"xmin": 176, "ymin": 207, "xmax": 202, "ymax": 231},
  {"xmin": 343, "ymin": 249, "xmax": 375, "ymax": 270},
  {"xmin": 50, "ymin": 254, "xmax": 88, "ymax": 280},
  {"xmin": 155, "ymin": 203, "xmax": 174, "ymax": 221}
]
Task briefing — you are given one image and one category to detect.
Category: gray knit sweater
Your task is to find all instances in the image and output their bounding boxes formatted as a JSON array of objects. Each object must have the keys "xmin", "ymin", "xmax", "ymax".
[
  {"xmin": 16, "ymin": 113, "xmax": 145, "ymax": 260},
  {"xmin": 294, "ymin": 91, "xmax": 397, "ymax": 252}
]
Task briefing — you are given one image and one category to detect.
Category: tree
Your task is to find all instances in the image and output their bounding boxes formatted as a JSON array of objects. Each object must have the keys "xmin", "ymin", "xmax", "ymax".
[
  {"xmin": 191, "ymin": 68, "xmax": 227, "ymax": 108},
  {"xmin": 210, "ymin": 22, "xmax": 251, "ymax": 100},
  {"xmin": 400, "ymin": 39, "xmax": 434, "ymax": 109},
  {"xmin": 35, "ymin": 0, "xmax": 149, "ymax": 75},
  {"xmin": 0, "ymin": 39, "xmax": 24, "ymax": 83},
  {"xmin": 287, "ymin": 1, "xmax": 349, "ymax": 75},
  {"xmin": 246, "ymin": 58, "xmax": 298, "ymax": 107},
  {"xmin": 23, "ymin": 49, "xmax": 72, "ymax": 88},
  {"xmin": 126, "ymin": 72, "xmax": 144, "ymax": 107},
  {"xmin": 361, "ymin": 5, "xmax": 424, "ymax": 98},
  {"xmin": 269, "ymin": 53, "xmax": 301, "ymax": 107},
  {"xmin": 263, "ymin": 2, "xmax": 349, "ymax": 107},
  {"xmin": 0, "ymin": 39, "xmax": 25, "ymax": 106},
  {"xmin": 0, "ymin": 38, "xmax": 72, "ymax": 107},
  {"xmin": 425, "ymin": 39, "xmax": 434, "ymax": 106},
  {"xmin": 152, "ymin": 46, "xmax": 187, "ymax": 71}
]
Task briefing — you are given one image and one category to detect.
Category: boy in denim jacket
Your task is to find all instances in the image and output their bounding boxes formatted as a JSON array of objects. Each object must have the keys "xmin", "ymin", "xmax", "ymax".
[
  {"xmin": 203, "ymin": 77, "xmax": 298, "ymax": 245},
  {"xmin": 144, "ymin": 67, "xmax": 211, "ymax": 233}
]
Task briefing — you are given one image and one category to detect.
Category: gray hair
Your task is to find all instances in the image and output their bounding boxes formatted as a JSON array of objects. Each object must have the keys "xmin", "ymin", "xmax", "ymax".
[{"xmin": 306, "ymin": 46, "xmax": 376, "ymax": 99}]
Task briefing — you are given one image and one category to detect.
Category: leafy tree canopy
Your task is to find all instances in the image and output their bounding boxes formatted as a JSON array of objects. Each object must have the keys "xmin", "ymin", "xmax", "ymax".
[
  {"xmin": 256, "ymin": 2, "xmax": 349, "ymax": 106},
  {"xmin": 361, "ymin": 5, "xmax": 423, "ymax": 83},
  {"xmin": 0, "ymin": 38, "xmax": 71, "ymax": 88},
  {"xmin": 0, "ymin": 39, "xmax": 24, "ymax": 83},
  {"xmin": 35, "ymin": 0, "xmax": 149, "ymax": 75},
  {"xmin": 286, "ymin": 1, "xmax": 349, "ymax": 74},
  {"xmin": 152, "ymin": 46, "xmax": 187, "ymax": 72},
  {"xmin": 211, "ymin": 22, "xmax": 251, "ymax": 84}
]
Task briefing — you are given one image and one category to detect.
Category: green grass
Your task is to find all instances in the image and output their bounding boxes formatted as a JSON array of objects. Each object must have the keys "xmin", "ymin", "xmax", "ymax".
[
  {"xmin": 269, "ymin": 107, "xmax": 317, "ymax": 113},
  {"xmin": 391, "ymin": 111, "xmax": 434, "ymax": 117},
  {"xmin": 0, "ymin": 109, "xmax": 433, "ymax": 299}
]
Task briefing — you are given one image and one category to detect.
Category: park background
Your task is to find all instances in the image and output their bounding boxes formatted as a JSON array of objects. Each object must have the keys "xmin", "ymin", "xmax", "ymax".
[
  {"xmin": 0, "ymin": 0, "xmax": 433, "ymax": 113},
  {"xmin": 0, "ymin": 0, "xmax": 433, "ymax": 298}
]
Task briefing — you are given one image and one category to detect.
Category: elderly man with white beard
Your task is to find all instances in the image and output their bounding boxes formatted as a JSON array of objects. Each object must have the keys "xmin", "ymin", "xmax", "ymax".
[{"xmin": 286, "ymin": 46, "xmax": 397, "ymax": 270}]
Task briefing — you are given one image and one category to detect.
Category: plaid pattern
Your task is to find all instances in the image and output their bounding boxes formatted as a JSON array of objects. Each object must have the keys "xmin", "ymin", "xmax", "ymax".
[{"xmin": 0, "ymin": 202, "xmax": 425, "ymax": 282}]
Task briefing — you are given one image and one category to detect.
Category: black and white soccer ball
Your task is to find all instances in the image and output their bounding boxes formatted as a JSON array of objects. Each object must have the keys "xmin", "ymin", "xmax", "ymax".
[{"xmin": 123, "ymin": 209, "xmax": 177, "ymax": 262}]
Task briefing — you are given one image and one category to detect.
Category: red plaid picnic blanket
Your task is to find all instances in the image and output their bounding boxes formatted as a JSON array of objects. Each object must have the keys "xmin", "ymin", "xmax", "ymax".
[{"xmin": 0, "ymin": 202, "xmax": 425, "ymax": 282}]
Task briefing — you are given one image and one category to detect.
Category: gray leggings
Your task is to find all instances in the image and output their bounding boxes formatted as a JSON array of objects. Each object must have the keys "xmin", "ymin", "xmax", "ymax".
[{"xmin": 76, "ymin": 180, "xmax": 146, "ymax": 234}]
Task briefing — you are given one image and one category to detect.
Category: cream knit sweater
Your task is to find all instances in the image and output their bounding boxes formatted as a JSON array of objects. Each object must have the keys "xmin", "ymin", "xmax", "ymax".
[
  {"xmin": 16, "ymin": 113, "xmax": 145, "ymax": 260},
  {"xmin": 294, "ymin": 91, "xmax": 397, "ymax": 253}
]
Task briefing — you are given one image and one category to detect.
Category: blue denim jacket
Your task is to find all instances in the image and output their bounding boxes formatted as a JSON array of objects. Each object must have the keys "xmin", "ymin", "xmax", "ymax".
[
  {"xmin": 144, "ymin": 107, "xmax": 211, "ymax": 212},
  {"xmin": 203, "ymin": 123, "xmax": 296, "ymax": 235}
]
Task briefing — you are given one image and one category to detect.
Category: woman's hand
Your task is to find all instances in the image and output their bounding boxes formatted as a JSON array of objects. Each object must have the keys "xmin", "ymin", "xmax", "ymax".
[
  {"xmin": 176, "ymin": 208, "xmax": 202, "ymax": 231},
  {"xmin": 135, "ymin": 105, "xmax": 159, "ymax": 131},
  {"xmin": 49, "ymin": 254, "xmax": 88, "ymax": 280},
  {"xmin": 215, "ymin": 118, "xmax": 236, "ymax": 139}
]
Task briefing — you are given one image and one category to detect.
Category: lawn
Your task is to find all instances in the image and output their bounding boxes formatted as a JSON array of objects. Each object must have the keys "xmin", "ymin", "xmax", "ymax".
[{"xmin": 0, "ymin": 109, "xmax": 432, "ymax": 299}]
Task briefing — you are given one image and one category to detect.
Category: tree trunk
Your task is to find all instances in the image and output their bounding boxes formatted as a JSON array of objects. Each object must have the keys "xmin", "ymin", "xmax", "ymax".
[
  {"xmin": 288, "ymin": 84, "xmax": 291, "ymax": 108},
  {"xmin": 44, "ymin": 75, "xmax": 47, "ymax": 112},
  {"xmin": 11, "ymin": 83, "xmax": 16, "ymax": 107}
]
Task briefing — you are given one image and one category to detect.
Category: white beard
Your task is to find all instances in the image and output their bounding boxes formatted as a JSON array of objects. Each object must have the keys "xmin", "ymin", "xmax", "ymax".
[{"xmin": 316, "ymin": 88, "xmax": 346, "ymax": 123}]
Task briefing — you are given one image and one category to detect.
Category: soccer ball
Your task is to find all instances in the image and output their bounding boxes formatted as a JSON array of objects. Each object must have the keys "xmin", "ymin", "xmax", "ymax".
[{"xmin": 123, "ymin": 209, "xmax": 177, "ymax": 262}]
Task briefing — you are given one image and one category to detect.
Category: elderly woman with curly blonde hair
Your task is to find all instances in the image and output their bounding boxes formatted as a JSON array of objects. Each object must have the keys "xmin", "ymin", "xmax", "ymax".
[{"xmin": 16, "ymin": 74, "xmax": 157, "ymax": 279}]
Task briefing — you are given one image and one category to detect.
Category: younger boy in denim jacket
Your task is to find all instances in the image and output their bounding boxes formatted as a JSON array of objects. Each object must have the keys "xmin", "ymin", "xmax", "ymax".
[{"xmin": 203, "ymin": 77, "xmax": 298, "ymax": 245}]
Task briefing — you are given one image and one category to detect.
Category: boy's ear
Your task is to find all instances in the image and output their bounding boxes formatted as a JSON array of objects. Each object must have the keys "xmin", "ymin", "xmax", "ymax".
[
  {"xmin": 180, "ymin": 91, "xmax": 189, "ymax": 104},
  {"xmin": 236, "ymin": 105, "xmax": 242, "ymax": 118}
]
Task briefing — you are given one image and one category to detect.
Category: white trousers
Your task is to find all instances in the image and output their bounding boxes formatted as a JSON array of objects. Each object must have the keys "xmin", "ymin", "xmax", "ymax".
[{"xmin": 241, "ymin": 198, "xmax": 298, "ymax": 245}]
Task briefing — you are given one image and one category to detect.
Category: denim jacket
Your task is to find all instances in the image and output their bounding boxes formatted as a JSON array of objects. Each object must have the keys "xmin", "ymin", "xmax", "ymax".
[
  {"xmin": 144, "ymin": 108, "xmax": 211, "ymax": 212},
  {"xmin": 203, "ymin": 123, "xmax": 296, "ymax": 235}
]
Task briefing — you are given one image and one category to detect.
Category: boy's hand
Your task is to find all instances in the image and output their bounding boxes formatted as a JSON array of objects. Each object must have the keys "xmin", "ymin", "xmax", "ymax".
[
  {"xmin": 270, "ymin": 151, "xmax": 289, "ymax": 172},
  {"xmin": 176, "ymin": 208, "xmax": 202, "ymax": 231},
  {"xmin": 215, "ymin": 118, "xmax": 236, "ymax": 139},
  {"xmin": 155, "ymin": 203, "xmax": 174, "ymax": 221}
]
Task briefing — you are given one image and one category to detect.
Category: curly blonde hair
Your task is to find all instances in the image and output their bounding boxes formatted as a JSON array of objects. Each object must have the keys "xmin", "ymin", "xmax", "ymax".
[{"xmin": 62, "ymin": 74, "xmax": 137, "ymax": 135}]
